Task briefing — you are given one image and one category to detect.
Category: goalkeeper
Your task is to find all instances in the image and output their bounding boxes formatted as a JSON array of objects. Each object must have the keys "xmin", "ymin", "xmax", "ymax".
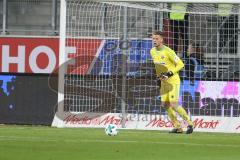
[{"xmin": 150, "ymin": 31, "xmax": 193, "ymax": 134}]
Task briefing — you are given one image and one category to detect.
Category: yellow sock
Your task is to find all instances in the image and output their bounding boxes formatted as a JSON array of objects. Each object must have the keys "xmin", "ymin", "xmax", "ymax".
[
  {"xmin": 173, "ymin": 106, "xmax": 193, "ymax": 126},
  {"xmin": 166, "ymin": 107, "xmax": 181, "ymax": 129}
]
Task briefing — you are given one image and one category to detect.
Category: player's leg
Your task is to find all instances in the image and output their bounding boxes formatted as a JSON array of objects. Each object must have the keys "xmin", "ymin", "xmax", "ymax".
[
  {"xmin": 161, "ymin": 83, "xmax": 182, "ymax": 133},
  {"xmin": 168, "ymin": 84, "xmax": 194, "ymax": 134},
  {"xmin": 164, "ymin": 102, "xmax": 182, "ymax": 131},
  {"xmin": 172, "ymin": 104, "xmax": 194, "ymax": 134}
]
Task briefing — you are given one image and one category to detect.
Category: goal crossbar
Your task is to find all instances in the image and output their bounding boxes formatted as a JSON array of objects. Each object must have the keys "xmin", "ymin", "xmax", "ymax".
[{"xmin": 77, "ymin": 0, "xmax": 240, "ymax": 4}]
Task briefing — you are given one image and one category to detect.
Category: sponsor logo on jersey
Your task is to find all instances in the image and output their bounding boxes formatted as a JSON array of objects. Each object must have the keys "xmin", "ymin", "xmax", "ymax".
[
  {"xmin": 174, "ymin": 56, "xmax": 179, "ymax": 62},
  {"xmin": 155, "ymin": 62, "xmax": 166, "ymax": 65}
]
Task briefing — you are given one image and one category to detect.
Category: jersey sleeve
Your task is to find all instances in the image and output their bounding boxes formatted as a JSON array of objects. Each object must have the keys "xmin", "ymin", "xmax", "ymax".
[
  {"xmin": 150, "ymin": 48, "xmax": 154, "ymax": 56},
  {"xmin": 168, "ymin": 49, "xmax": 184, "ymax": 74}
]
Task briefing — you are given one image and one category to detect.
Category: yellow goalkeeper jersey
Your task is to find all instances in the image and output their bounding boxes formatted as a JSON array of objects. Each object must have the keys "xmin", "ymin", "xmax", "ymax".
[{"xmin": 150, "ymin": 45, "xmax": 184, "ymax": 84}]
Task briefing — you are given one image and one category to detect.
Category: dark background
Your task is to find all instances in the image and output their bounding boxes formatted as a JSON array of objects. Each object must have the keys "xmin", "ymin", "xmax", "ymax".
[{"xmin": 0, "ymin": 74, "xmax": 57, "ymax": 125}]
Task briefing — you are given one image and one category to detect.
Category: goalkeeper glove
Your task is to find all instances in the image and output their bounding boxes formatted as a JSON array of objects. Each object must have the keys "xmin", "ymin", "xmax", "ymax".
[{"xmin": 160, "ymin": 71, "xmax": 174, "ymax": 79}]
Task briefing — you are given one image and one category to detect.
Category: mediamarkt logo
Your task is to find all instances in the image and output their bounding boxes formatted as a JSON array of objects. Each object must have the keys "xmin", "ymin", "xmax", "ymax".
[
  {"xmin": 64, "ymin": 115, "xmax": 220, "ymax": 129},
  {"xmin": 193, "ymin": 118, "xmax": 220, "ymax": 129},
  {"xmin": 146, "ymin": 118, "xmax": 220, "ymax": 129},
  {"xmin": 145, "ymin": 118, "xmax": 173, "ymax": 128},
  {"xmin": 64, "ymin": 115, "xmax": 125, "ymax": 126}
]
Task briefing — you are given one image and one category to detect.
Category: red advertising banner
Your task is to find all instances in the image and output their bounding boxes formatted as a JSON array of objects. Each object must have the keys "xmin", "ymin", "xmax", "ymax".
[
  {"xmin": 0, "ymin": 37, "xmax": 101, "ymax": 74},
  {"xmin": 0, "ymin": 37, "xmax": 59, "ymax": 73}
]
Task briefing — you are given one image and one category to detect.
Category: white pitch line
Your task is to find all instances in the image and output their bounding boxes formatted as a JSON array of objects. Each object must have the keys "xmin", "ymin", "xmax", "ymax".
[
  {"xmin": 81, "ymin": 139, "xmax": 240, "ymax": 148},
  {"xmin": 0, "ymin": 136, "xmax": 239, "ymax": 148}
]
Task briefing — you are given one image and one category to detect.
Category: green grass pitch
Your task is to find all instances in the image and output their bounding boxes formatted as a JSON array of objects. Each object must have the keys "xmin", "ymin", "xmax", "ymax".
[{"xmin": 0, "ymin": 125, "xmax": 239, "ymax": 160}]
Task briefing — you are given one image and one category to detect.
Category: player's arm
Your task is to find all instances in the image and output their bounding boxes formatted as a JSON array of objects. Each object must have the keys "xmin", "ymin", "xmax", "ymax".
[
  {"xmin": 160, "ymin": 50, "xmax": 184, "ymax": 79},
  {"xmin": 150, "ymin": 49, "xmax": 162, "ymax": 84},
  {"xmin": 169, "ymin": 51, "xmax": 184, "ymax": 74}
]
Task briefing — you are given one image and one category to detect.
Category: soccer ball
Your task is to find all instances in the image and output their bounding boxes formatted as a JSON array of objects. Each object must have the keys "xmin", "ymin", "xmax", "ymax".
[{"xmin": 105, "ymin": 124, "xmax": 119, "ymax": 136}]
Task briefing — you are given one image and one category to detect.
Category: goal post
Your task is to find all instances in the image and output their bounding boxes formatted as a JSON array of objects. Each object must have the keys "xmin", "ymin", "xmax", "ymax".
[
  {"xmin": 56, "ymin": 0, "xmax": 67, "ymax": 128},
  {"xmin": 53, "ymin": 0, "xmax": 240, "ymax": 133}
]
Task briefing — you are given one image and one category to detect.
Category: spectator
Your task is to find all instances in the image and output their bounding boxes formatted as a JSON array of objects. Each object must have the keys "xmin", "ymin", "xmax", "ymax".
[{"xmin": 185, "ymin": 41, "xmax": 205, "ymax": 80}]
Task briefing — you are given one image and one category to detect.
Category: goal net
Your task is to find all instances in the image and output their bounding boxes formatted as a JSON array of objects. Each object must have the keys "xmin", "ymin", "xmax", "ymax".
[{"xmin": 52, "ymin": 0, "xmax": 240, "ymax": 132}]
